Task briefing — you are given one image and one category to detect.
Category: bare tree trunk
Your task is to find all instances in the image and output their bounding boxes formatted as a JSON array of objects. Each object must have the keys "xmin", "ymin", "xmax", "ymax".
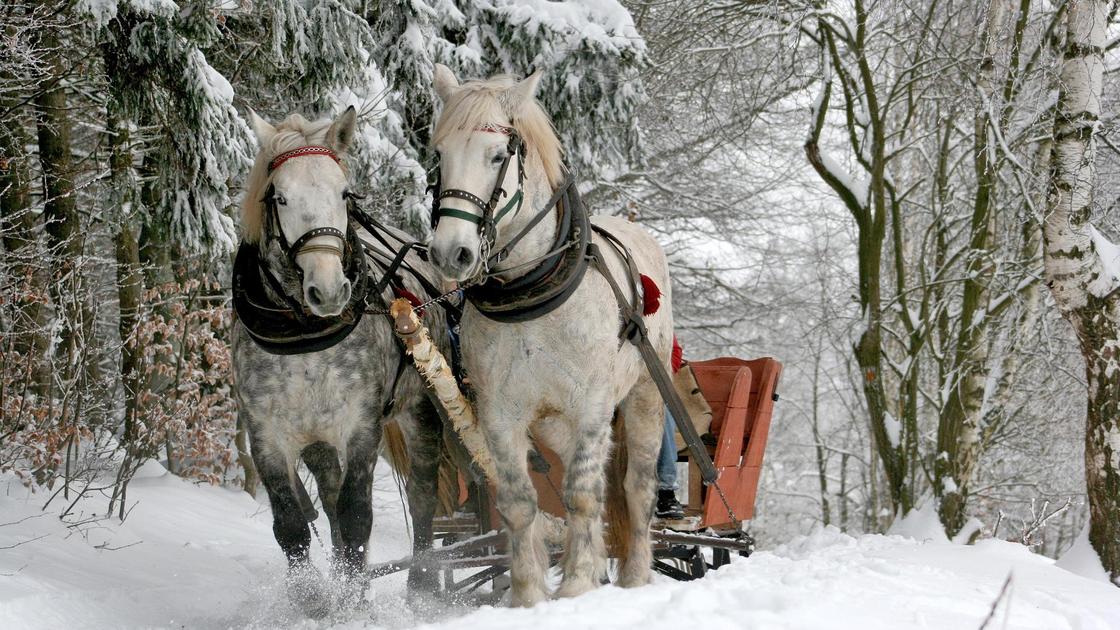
[
  {"xmin": 107, "ymin": 101, "xmax": 145, "ymax": 465},
  {"xmin": 32, "ymin": 24, "xmax": 85, "ymax": 380},
  {"xmin": 1042, "ymin": 0, "xmax": 1119, "ymax": 584},
  {"xmin": 805, "ymin": 16, "xmax": 911, "ymax": 517},
  {"xmin": 0, "ymin": 103, "xmax": 48, "ymax": 392},
  {"xmin": 810, "ymin": 348, "xmax": 831, "ymax": 526}
]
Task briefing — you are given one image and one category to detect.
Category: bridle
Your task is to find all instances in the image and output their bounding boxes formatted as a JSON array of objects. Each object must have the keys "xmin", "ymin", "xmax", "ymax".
[
  {"xmin": 262, "ymin": 145, "xmax": 351, "ymax": 271},
  {"xmin": 236, "ymin": 141, "xmax": 453, "ymax": 356},
  {"xmin": 249, "ymin": 144, "xmax": 371, "ymax": 325},
  {"xmin": 429, "ymin": 123, "xmax": 526, "ymax": 264}
]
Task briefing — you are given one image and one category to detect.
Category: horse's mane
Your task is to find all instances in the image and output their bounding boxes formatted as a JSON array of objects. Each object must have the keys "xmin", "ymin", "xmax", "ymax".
[
  {"xmin": 241, "ymin": 114, "xmax": 338, "ymax": 244},
  {"xmin": 432, "ymin": 75, "xmax": 564, "ymax": 190}
]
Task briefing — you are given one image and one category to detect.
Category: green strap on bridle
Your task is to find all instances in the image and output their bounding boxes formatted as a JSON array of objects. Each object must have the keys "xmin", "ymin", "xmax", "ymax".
[
  {"xmin": 494, "ymin": 189, "xmax": 523, "ymax": 224},
  {"xmin": 436, "ymin": 207, "xmax": 483, "ymax": 225},
  {"xmin": 437, "ymin": 188, "xmax": 523, "ymax": 226}
]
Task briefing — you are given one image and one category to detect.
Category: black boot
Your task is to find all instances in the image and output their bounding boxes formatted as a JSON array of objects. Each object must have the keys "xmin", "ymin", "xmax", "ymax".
[{"xmin": 655, "ymin": 489, "xmax": 684, "ymax": 520}]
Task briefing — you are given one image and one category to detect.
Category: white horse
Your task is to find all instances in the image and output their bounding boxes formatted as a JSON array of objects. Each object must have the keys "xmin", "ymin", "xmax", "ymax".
[{"xmin": 426, "ymin": 65, "xmax": 673, "ymax": 605}]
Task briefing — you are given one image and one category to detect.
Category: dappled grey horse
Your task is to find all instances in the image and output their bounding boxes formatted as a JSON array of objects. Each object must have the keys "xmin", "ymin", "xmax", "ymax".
[{"xmin": 231, "ymin": 107, "xmax": 446, "ymax": 616}]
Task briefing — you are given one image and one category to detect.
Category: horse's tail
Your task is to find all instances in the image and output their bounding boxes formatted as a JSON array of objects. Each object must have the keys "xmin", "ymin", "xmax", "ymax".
[
  {"xmin": 604, "ymin": 410, "xmax": 632, "ymax": 564},
  {"xmin": 435, "ymin": 449, "xmax": 460, "ymax": 516},
  {"xmin": 381, "ymin": 420, "xmax": 460, "ymax": 516},
  {"xmin": 382, "ymin": 420, "xmax": 411, "ymax": 478}
]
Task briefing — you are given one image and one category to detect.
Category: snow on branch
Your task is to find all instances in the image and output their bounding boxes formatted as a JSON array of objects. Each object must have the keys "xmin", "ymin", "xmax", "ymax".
[{"xmin": 1087, "ymin": 224, "xmax": 1120, "ymax": 298}]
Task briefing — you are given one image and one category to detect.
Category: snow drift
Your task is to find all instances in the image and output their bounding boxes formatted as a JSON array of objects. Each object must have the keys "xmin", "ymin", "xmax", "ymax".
[{"xmin": 1, "ymin": 463, "xmax": 1116, "ymax": 630}]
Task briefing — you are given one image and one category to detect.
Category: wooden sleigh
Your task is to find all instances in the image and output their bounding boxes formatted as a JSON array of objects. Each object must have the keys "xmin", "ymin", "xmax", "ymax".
[{"xmin": 369, "ymin": 353, "xmax": 783, "ymax": 595}]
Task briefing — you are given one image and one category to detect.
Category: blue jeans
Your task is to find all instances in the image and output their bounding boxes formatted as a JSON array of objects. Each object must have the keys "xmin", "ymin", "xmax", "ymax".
[{"xmin": 657, "ymin": 407, "xmax": 678, "ymax": 492}]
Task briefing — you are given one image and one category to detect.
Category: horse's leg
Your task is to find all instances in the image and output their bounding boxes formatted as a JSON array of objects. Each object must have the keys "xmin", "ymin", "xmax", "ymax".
[
  {"xmin": 555, "ymin": 399, "xmax": 614, "ymax": 599},
  {"xmin": 615, "ymin": 377, "xmax": 663, "ymax": 588},
  {"xmin": 334, "ymin": 424, "xmax": 380, "ymax": 581},
  {"xmin": 302, "ymin": 441, "xmax": 343, "ymax": 552},
  {"xmin": 484, "ymin": 417, "xmax": 547, "ymax": 607},
  {"xmin": 404, "ymin": 396, "xmax": 442, "ymax": 593},
  {"xmin": 250, "ymin": 431, "xmax": 331, "ymax": 618}
]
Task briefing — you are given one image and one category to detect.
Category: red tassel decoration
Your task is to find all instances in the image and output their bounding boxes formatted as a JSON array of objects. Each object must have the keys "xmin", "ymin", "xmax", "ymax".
[
  {"xmin": 640, "ymin": 274, "xmax": 661, "ymax": 316},
  {"xmin": 393, "ymin": 286, "xmax": 425, "ymax": 315}
]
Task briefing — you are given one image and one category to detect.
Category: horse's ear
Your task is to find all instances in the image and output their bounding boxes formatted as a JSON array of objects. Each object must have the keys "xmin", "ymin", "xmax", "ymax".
[
  {"xmin": 508, "ymin": 70, "xmax": 543, "ymax": 109},
  {"xmin": 326, "ymin": 106, "xmax": 358, "ymax": 154},
  {"xmin": 433, "ymin": 63, "xmax": 461, "ymax": 102},
  {"xmin": 247, "ymin": 109, "xmax": 276, "ymax": 146}
]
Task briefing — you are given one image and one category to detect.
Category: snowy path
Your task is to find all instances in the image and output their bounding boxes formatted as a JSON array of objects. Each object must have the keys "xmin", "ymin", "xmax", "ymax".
[{"xmin": 1, "ymin": 464, "xmax": 1117, "ymax": 630}]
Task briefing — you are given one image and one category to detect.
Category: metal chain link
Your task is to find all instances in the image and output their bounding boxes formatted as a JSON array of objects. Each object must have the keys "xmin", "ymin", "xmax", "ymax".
[
  {"xmin": 709, "ymin": 478, "xmax": 741, "ymax": 529},
  {"xmin": 362, "ymin": 276, "xmax": 480, "ymax": 315}
]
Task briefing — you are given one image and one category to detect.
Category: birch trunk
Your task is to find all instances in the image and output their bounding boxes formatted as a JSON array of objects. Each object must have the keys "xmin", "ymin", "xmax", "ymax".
[
  {"xmin": 936, "ymin": 0, "xmax": 1021, "ymax": 538},
  {"xmin": 1042, "ymin": 0, "xmax": 1119, "ymax": 584}
]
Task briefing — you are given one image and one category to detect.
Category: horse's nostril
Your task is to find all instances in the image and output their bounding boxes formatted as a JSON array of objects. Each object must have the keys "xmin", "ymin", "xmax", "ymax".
[
  {"xmin": 340, "ymin": 280, "xmax": 351, "ymax": 298},
  {"xmin": 454, "ymin": 246, "xmax": 473, "ymax": 267},
  {"xmin": 308, "ymin": 286, "xmax": 324, "ymax": 306}
]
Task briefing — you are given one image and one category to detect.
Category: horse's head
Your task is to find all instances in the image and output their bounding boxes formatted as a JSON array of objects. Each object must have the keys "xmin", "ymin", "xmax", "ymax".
[
  {"xmin": 243, "ymin": 108, "xmax": 358, "ymax": 317},
  {"xmin": 428, "ymin": 65, "xmax": 563, "ymax": 282}
]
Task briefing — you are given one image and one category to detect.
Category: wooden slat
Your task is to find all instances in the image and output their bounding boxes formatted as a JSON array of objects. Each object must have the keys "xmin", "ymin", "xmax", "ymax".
[{"xmin": 687, "ymin": 356, "xmax": 784, "ymax": 527}]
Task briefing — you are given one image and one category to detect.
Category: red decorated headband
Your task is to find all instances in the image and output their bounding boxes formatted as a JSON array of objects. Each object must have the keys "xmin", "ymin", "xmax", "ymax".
[{"xmin": 268, "ymin": 145, "xmax": 340, "ymax": 173}]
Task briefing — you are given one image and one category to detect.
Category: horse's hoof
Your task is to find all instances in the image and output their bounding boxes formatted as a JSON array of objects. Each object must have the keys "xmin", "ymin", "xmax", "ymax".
[
  {"xmin": 615, "ymin": 571, "xmax": 652, "ymax": 589},
  {"xmin": 554, "ymin": 578, "xmax": 596, "ymax": 599},
  {"xmin": 510, "ymin": 585, "xmax": 549, "ymax": 608},
  {"xmin": 287, "ymin": 564, "xmax": 332, "ymax": 619},
  {"xmin": 407, "ymin": 563, "xmax": 440, "ymax": 594},
  {"xmin": 337, "ymin": 574, "xmax": 371, "ymax": 611}
]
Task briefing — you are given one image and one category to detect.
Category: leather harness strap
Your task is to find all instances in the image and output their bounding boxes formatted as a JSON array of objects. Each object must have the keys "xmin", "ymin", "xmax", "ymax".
[
  {"xmin": 465, "ymin": 180, "xmax": 589, "ymax": 322},
  {"xmin": 430, "ymin": 126, "xmax": 526, "ymax": 244},
  {"xmin": 584, "ymin": 233, "xmax": 718, "ymax": 485}
]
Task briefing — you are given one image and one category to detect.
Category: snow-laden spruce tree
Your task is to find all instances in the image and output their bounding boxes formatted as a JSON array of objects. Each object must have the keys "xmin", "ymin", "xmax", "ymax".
[
  {"xmin": 213, "ymin": 0, "xmax": 427, "ymax": 230},
  {"xmin": 1043, "ymin": 0, "xmax": 1119, "ymax": 585},
  {"xmin": 368, "ymin": 0, "xmax": 647, "ymax": 228},
  {"xmin": 84, "ymin": 0, "xmax": 254, "ymax": 254}
]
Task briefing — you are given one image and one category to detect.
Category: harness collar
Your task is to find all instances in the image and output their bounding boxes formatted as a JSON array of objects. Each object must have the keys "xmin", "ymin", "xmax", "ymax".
[
  {"xmin": 232, "ymin": 225, "xmax": 369, "ymax": 355},
  {"xmin": 465, "ymin": 179, "xmax": 590, "ymax": 322}
]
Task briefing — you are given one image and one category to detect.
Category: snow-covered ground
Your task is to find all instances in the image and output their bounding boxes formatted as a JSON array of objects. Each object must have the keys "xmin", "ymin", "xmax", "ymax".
[{"xmin": 1, "ymin": 462, "xmax": 1117, "ymax": 630}]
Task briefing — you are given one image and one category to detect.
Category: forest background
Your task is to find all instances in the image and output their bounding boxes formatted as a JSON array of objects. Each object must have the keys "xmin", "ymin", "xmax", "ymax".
[{"xmin": 1, "ymin": 0, "xmax": 1118, "ymax": 583}]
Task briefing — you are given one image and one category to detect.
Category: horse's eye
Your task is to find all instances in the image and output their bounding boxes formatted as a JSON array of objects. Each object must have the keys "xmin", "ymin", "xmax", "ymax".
[
  {"xmin": 491, "ymin": 153, "xmax": 507, "ymax": 165},
  {"xmin": 275, "ymin": 194, "xmax": 287, "ymax": 206}
]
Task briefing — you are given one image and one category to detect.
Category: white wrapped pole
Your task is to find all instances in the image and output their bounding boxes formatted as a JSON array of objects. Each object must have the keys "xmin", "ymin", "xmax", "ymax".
[
  {"xmin": 390, "ymin": 298, "xmax": 496, "ymax": 481},
  {"xmin": 390, "ymin": 299, "xmax": 567, "ymax": 544}
]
